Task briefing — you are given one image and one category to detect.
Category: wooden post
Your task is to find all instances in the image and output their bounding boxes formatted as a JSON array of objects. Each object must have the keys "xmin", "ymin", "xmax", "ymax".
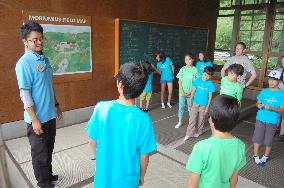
[{"xmin": 0, "ymin": 125, "xmax": 11, "ymax": 188}]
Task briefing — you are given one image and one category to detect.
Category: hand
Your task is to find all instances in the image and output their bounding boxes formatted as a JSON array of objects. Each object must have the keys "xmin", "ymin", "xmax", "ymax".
[
  {"xmin": 257, "ymin": 103, "xmax": 263, "ymax": 109},
  {"xmin": 139, "ymin": 176, "xmax": 145, "ymax": 186},
  {"xmin": 32, "ymin": 119, "xmax": 43, "ymax": 135},
  {"xmin": 182, "ymin": 92, "xmax": 187, "ymax": 97},
  {"xmin": 264, "ymin": 105, "xmax": 272, "ymax": 110},
  {"xmin": 205, "ymin": 107, "xmax": 209, "ymax": 113},
  {"xmin": 189, "ymin": 101, "xmax": 193, "ymax": 107},
  {"xmin": 56, "ymin": 106, "xmax": 63, "ymax": 120}
]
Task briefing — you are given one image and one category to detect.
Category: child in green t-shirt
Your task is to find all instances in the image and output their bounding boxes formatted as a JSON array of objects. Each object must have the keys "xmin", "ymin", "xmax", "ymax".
[
  {"xmin": 175, "ymin": 53, "xmax": 198, "ymax": 128},
  {"xmin": 186, "ymin": 95, "xmax": 246, "ymax": 188},
  {"xmin": 220, "ymin": 64, "xmax": 244, "ymax": 102}
]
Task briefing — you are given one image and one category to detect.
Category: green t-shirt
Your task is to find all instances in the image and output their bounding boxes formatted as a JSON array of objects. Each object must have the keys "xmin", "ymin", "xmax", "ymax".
[
  {"xmin": 176, "ymin": 65, "xmax": 198, "ymax": 96},
  {"xmin": 186, "ymin": 137, "xmax": 246, "ymax": 188},
  {"xmin": 220, "ymin": 76, "xmax": 243, "ymax": 101}
]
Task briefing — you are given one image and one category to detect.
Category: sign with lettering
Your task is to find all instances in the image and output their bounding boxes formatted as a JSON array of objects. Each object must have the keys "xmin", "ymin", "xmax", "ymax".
[{"xmin": 23, "ymin": 11, "xmax": 92, "ymax": 75}]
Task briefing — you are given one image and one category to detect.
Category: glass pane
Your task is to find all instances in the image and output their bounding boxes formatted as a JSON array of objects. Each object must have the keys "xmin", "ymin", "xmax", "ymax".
[
  {"xmin": 276, "ymin": 14, "xmax": 284, "ymax": 20},
  {"xmin": 239, "ymin": 31, "xmax": 251, "ymax": 43},
  {"xmin": 250, "ymin": 41, "xmax": 263, "ymax": 51},
  {"xmin": 215, "ymin": 16, "xmax": 234, "ymax": 50},
  {"xmin": 252, "ymin": 20, "xmax": 265, "ymax": 30},
  {"xmin": 240, "ymin": 21, "xmax": 252, "ymax": 30},
  {"xmin": 274, "ymin": 20, "xmax": 284, "ymax": 30},
  {"xmin": 219, "ymin": 10, "xmax": 235, "ymax": 15},
  {"xmin": 251, "ymin": 31, "xmax": 264, "ymax": 41},
  {"xmin": 241, "ymin": 16, "xmax": 252, "ymax": 21},
  {"xmin": 253, "ymin": 15, "xmax": 266, "ymax": 20},
  {"xmin": 241, "ymin": 10, "xmax": 254, "ymax": 14},
  {"xmin": 220, "ymin": 0, "xmax": 232, "ymax": 7},
  {"xmin": 267, "ymin": 57, "xmax": 279, "ymax": 71},
  {"xmin": 244, "ymin": 0, "xmax": 255, "ymax": 5}
]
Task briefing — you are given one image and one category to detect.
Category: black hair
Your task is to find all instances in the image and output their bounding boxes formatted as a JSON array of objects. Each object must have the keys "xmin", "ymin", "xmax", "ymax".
[
  {"xmin": 198, "ymin": 51, "xmax": 208, "ymax": 62},
  {"xmin": 145, "ymin": 61, "xmax": 154, "ymax": 73},
  {"xmin": 227, "ymin": 64, "xmax": 244, "ymax": 76},
  {"xmin": 204, "ymin": 66, "xmax": 215, "ymax": 76},
  {"xmin": 208, "ymin": 95, "xmax": 241, "ymax": 132},
  {"xmin": 116, "ymin": 62, "xmax": 148, "ymax": 99},
  {"xmin": 237, "ymin": 42, "xmax": 246, "ymax": 49},
  {"xmin": 156, "ymin": 53, "xmax": 165, "ymax": 63},
  {"xmin": 20, "ymin": 21, "xmax": 43, "ymax": 39}
]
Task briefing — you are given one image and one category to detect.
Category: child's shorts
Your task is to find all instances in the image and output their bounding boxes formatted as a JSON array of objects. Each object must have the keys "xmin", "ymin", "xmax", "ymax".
[
  {"xmin": 140, "ymin": 92, "xmax": 152, "ymax": 101},
  {"xmin": 252, "ymin": 120, "xmax": 277, "ymax": 147},
  {"xmin": 160, "ymin": 80, "xmax": 173, "ymax": 84}
]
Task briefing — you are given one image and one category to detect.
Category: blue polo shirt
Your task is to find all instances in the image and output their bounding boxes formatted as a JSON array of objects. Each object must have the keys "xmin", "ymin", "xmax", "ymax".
[
  {"xmin": 196, "ymin": 61, "xmax": 213, "ymax": 76},
  {"xmin": 143, "ymin": 72, "xmax": 154, "ymax": 93},
  {"xmin": 86, "ymin": 100, "xmax": 157, "ymax": 188},
  {"xmin": 157, "ymin": 57, "xmax": 174, "ymax": 81},
  {"xmin": 15, "ymin": 50, "xmax": 56, "ymax": 124},
  {"xmin": 192, "ymin": 77, "xmax": 215, "ymax": 106},
  {"xmin": 256, "ymin": 88, "xmax": 284, "ymax": 124}
]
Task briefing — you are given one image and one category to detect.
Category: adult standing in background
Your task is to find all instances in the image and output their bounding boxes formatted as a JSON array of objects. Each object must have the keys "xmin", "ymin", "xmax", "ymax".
[
  {"xmin": 221, "ymin": 42, "xmax": 257, "ymax": 89},
  {"xmin": 15, "ymin": 21, "xmax": 62, "ymax": 188},
  {"xmin": 277, "ymin": 56, "xmax": 284, "ymax": 141}
]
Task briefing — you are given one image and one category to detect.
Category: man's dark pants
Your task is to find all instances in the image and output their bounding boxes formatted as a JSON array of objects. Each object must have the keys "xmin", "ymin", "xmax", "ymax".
[{"xmin": 27, "ymin": 118, "xmax": 56, "ymax": 187}]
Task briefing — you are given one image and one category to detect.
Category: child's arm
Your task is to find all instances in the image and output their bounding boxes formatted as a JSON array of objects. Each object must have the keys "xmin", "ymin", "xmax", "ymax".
[
  {"xmin": 178, "ymin": 79, "xmax": 187, "ymax": 96},
  {"xmin": 88, "ymin": 139, "xmax": 96, "ymax": 160},
  {"xmin": 264, "ymin": 105, "xmax": 284, "ymax": 113},
  {"xmin": 171, "ymin": 65, "xmax": 175, "ymax": 75},
  {"xmin": 186, "ymin": 172, "xmax": 200, "ymax": 188},
  {"xmin": 151, "ymin": 64, "xmax": 161, "ymax": 74},
  {"xmin": 230, "ymin": 171, "xmax": 239, "ymax": 188},
  {"xmin": 189, "ymin": 87, "xmax": 196, "ymax": 106},
  {"xmin": 139, "ymin": 154, "xmax": 150, "ymax": 186},
  {"xmin": 205, "ymin": 92, "xmax": 213, "ymax": 113}
]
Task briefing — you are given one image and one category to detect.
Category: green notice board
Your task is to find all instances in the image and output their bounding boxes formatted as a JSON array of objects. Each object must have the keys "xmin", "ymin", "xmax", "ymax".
[{"xmin": 115, "ymin": 19, "xmax": 209, "ymax": 71}]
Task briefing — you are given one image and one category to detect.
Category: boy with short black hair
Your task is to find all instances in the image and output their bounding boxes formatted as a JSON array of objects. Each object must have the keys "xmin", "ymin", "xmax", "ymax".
[
  {"xmin": 253, "ymin": 70, "xmax": 284, "ymax": 167},
  {"xmin": 220, "ymin": 63, "xmax": 244, "ymax": 102},
  {"xmin": 184, "ymin": 66, "xmax": 215, "ymax": 140},
  {"xmin": 186, "ymin": 95, "xmax": 246, "ymax": 188},
  {"xmin": 86, "ymin": 62, "xmax": 157, "ymax": 188}
]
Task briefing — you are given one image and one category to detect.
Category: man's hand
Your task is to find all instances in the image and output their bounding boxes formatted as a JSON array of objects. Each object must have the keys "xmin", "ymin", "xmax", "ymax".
[
  {"xmin": 56, "ymin": 106, "xmax": 63, "ymax": 120},
  {"xmin": 32, "ymin": 119, "xmax": 43, "ymax": 135}
]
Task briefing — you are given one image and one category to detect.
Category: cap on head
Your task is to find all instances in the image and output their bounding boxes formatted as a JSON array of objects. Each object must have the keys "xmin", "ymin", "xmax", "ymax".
[{"xmin": 268, "ymin": 70, "xmax": 282, "ymax": 80}]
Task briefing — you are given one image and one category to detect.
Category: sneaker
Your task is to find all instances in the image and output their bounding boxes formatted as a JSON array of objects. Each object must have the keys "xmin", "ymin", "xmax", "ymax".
[
  {"xmin": 260, "ymin": 155, "xmax": 269, "ymax": 166},
  {"xmin": 193, "ymin": 133, "xmax": 199, "ymax": 138},
  {"xmin": 161, "ymin": 103, "xmax": 165, "ymax": 109},
  {"xmin": 167, "ymin": 102, "xmax": 172, "ymax": 108},
  {"xmin": 175, "ymin": 122, "xmax": 182, "ymax": 129},
  {"xmin": 184, "ymin": 136, "xmax": 190, "ymax": 141},
  {"xmin": 253, "ymin": 155, "xmax": 264, "ymax": 167}
]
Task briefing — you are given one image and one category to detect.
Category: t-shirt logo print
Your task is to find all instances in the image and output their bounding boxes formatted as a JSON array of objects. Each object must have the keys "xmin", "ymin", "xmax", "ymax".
[{"xmin": 37, "ymin": 64, "xmax": 44, "ymax": 72}]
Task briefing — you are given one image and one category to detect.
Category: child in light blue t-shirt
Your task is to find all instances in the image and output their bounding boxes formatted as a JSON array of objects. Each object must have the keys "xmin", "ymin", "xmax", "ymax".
[
  {"xmin": 86, "ymin": 62, "xmax": 157, "ymax": 188},
  {"xmin": 196, "ymin": 52, "xmax": 213, "ymax": 77},
  {"xmin": 156, "ymin": 53, "xmax": 175, "ymax": 109},
  {"xmin": 252, "ymin": 70, "xmax": 284, "ymax": 167},
  {"xmin": 185, "ymin": 66, "xmax": 215, "ymax": 140}
]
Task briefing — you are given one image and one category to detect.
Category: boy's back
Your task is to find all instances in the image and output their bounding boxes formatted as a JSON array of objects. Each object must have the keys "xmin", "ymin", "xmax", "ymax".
[
  {"xmin": 86, "ymin": 100, "xmax": 156, "ymax": 188},
  {"xmin": 187, "ymin": 137, "xmax": 246, "ymax": 188}
]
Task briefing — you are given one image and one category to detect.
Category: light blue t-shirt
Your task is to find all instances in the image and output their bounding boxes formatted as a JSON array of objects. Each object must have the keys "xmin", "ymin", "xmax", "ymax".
[
  {"xmin": 157, "ymin": 57, "xmax": 174, "ymax": 81},
  {"xmin": 85, "ymin": 100, "xmax": 157, "ymax": 188},
  {"xmin": 256, "ymin": 88, "xmax": 284, "ymax": 124},
  {"xmin": 144, "ymin": 72, "xmax": 154, "ymax": 93},
  {"xmin": 15, "ymin": 50, "xmax": 56, "ymax": 124},
  {"xmin": 192, "ymin": 77, "xmax": 215, "ymax": 106},
  {"xmin": 196, "ymin": 61, "xmax": 213, "ymax": 76}
]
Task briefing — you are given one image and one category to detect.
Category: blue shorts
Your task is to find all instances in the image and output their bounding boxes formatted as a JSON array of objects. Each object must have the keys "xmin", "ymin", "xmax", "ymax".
[{"xmin": 160, "ymin": 80, "xmax": 173, "ymax": 84}]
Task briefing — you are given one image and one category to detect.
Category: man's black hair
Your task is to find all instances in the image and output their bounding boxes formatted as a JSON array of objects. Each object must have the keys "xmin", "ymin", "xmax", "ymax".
[
  {"xmin": 20, "ymin": 21, "xmax": 43, "ymax": 39},
  {"xmin": 116, "ymin": 62, "xmax": 148, "ymax": 99},
  {"xmin": 204, "ymin": 66, "xmax": 215, "ymax": 76},
  {"xmin": 227, "ymin": 64, "xmax": 244, "ymax": 76},
  {"xmin": 237, "ymin": 42, "xmax": 246, "ymax": 49},
  {"xmin": 208, "ymin": 95, "xmax": 241, "ymax": 132}
]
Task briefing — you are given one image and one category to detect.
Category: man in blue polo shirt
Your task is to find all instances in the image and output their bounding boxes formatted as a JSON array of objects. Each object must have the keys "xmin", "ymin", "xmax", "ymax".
[{"xmin": 15, "ymin": 21, "xmax": 62, "ymax": 188}]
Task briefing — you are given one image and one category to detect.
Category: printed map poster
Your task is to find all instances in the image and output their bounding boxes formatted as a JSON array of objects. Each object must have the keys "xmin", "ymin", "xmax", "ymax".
[{"xmin": 22, "ymin": 11, "xmax": 92, "ymax": 75}]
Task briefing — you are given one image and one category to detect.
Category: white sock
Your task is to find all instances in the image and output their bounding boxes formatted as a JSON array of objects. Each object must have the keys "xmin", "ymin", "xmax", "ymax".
[
  {"xmin": 261, "ymin": 155, "xmax": 269, "ymax": 162},
  {"xmin": 253, "ymin": 155, "xmax": 261, "ymax": 164}
]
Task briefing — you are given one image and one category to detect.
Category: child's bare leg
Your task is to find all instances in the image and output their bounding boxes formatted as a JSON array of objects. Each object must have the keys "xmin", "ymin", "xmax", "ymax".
[
  {"xmin": 146, "ymin": 100, "xmax": 150, "ymax": 110},
  {"xmin": 280, "ymin": 117, "xmax": 284, "ymax": 136},
  {"xmin": 253, "ymin": 143, "xmax": 260, "ymax": 156},
  {"xmin": 161, "ymin": 84, "xmax": 166, "ymax": 104},
  {"xmin": 140, "ymin": 100, "xmax": 143, "ymax": 109},
  {"xmin": 167, "ymin": 82, "xmax": 173, "ymax": 104},
  {"xmin": 264, "ymin": 146, "xmax": 272, "ymax": 157}
]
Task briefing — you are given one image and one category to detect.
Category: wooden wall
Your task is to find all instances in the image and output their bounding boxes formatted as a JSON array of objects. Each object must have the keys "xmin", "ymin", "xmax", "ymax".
[{"xmin": 0, "ymin": 0, "xmax": 219, "ymax": 123}]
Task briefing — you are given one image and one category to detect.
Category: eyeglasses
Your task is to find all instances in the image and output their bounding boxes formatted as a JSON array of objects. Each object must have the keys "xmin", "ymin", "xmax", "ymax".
[{"xmin": 28, "ymin": 37, "xmax": 45, "ymax": 44}]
